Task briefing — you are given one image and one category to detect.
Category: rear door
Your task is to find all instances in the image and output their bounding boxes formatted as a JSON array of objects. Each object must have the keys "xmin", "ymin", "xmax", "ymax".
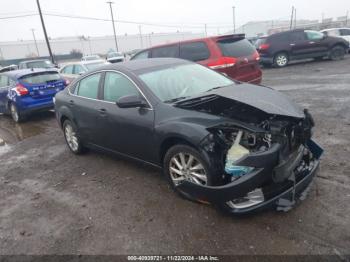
[
  {"xmin": 70, "ymin": 72, "xmax": 103, "ymax": 144},
  {"xmin": 0, "ymin": 75, "xmax": 10, "ymax": 113},
  {"xmin": 339, "ymin": 29, "xmax": 350, "ymax": 44}
]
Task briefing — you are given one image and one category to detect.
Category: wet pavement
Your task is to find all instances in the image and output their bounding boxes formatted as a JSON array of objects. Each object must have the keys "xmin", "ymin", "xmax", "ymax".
[{"xmin": 0, "ymin": 56, "xmax": 350, "ymax": 256}]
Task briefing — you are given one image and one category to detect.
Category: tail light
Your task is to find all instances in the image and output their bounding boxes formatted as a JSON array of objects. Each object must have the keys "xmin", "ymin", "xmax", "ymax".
[
  {"xmin": 15, "ymin": 84, "xmax": 29, "ymax": 96},
  {"xmin": 259, "ymin": 43, "xmax": 270, "ymax": 50},
  {"xmin": 252, "ymin": 51, "xmax": 260, "ymax": 61},
  {"xmin": 208, "ymin": 57, "xmax": 237, "ymax": 70}
]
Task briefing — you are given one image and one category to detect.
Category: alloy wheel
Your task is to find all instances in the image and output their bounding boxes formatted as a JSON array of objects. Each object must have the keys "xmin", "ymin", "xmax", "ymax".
[
  {"xmin": 64, "ymin": 124, "xmax": 79, "ymax": 152},
  {"xmin": 275, "ymin": 54, "xmax": 288, "ymax": 67},
  {"xmin": 169, "ymin": 152, "xmax": 207, "ymax": 186}
]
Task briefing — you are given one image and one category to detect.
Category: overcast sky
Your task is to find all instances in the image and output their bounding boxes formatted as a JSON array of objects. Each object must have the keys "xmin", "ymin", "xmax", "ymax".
[{"xmin": 0, "ymin": 0, "xmax": 349, "ymax": 41}]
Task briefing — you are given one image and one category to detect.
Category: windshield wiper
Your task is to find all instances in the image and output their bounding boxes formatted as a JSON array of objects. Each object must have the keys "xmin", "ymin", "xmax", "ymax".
[{"xmin": 164, "ymin": 96, "xmax": 189, "ymax": 103}]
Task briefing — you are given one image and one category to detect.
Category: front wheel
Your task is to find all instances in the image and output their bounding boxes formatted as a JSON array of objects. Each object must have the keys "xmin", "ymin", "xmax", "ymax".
[
  {"xmin": 163, "ymin": 144, "xmax": 213, "ymax": 201},
  {"xmin": 329, "ymin": 46, "xmax": 345, "ymax": 61},
  {"xmin": 273, "ymin": 52, "xmax": 289, "ymax": 68},
  {"xmin": 63, "ymin": 120, "xmax": 85, "ymax": 154}
]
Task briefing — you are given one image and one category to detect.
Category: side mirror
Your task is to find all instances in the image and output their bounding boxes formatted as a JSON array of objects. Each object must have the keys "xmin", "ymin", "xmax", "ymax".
[{"xmin": 116, "ymin": 95, "xmax": 147, "ymax": 108}]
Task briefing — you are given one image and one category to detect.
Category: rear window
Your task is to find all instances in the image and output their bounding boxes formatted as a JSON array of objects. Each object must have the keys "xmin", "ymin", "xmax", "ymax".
[
  {"xmin": 180, "ymin": 42, "xmax": 210, "ymax": 62},
  {"xmin": 26, "ymin": 60, "xmax": 54, "ymax": 69},
  {"xmin": 217, "ymin": 38, "xmax": 256, "ymax": 58},
  {"xmin": 20, "ymin": 72, "xmax": 61, "ymax": 84},
  {"xmin": 152, "ymin": 45, "xmax": 179, "ymax": 58}
]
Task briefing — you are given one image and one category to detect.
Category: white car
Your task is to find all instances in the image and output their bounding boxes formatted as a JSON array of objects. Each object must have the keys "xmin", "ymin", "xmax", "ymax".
[
  {"xmin": 59, "ymin": 60, "xmax": 109, "ymax": 81},
  {"xmin": 106, "ymin": 52, "xmax": 125, "ymax": 63},
  {"xmin": 81, "ymin": 54, "xmax": 101, "ymax": 62},
  {"xmin": 321, "ymin": 28, "xmax": 350, "ymax": 49}
]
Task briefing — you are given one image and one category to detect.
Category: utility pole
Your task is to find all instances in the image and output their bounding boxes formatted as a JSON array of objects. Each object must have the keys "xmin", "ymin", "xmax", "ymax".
[
  {"xmin": 138, "ymin": 25, "xmax": 143, "ymax": 48},
  {"xmin": 31, "ymin": 29, "xmax": 40, "ymax": 57},
  {"xmin": 290, "ymin": 6, "xmax": 294, "ymax": 30},
  {"xmin": 88, "ymin": 36, "xmax": 92, "ymax": 54},
  {"xmin": 232, "ymin": 6, "xmax": 236, "ymax": 33},
  {"xmin": 36, "ymin": 0, "xmax": 54, "ymax": 63},
  {"xmin": 294, "ymin": 8, "xmax": 297, "ymax": 29},
  {"xmin": 346, "ymin": 10, "xmax": 349, "ymax": 26},
  {"xmin": 106, "ymin": 1, "xmax": 119, "ymax": 52},
  {"xmin": 204, "ymin": 24, "xmax": 207, "ymax": 36}
]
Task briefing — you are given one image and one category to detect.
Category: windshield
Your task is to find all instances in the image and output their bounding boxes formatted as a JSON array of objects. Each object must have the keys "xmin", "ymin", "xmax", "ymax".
[
  {"xmin": 85, "ymin": 62, "xmax": 105, "ymax": 71},
  {"xmin": 139, "ymin": 63, "xmax": 234, "ymax": 102},
  {"xmin": 26, "ymin": 60, "xmax": 54, "ymax": 69},
  {"xmin": 20, "ymin": 72, "xmax": 61, "ymax": 84}
]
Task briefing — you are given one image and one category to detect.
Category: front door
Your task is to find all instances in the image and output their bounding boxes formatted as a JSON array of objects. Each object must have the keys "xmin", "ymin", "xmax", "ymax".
[
  {"xmin": 304, "ymin": 30, "xmax": 328, "ymax": 57},
  {"xmin": 96, "ymin": 71, "xmax": 156, "ymax": 163}
]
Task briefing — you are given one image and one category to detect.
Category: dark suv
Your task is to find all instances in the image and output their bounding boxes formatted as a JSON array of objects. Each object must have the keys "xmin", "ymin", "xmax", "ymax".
[
  {"xmin": 256, "ymin": 29, "xmax": 349, "ymax": 67},
  {"xmin": 131, "ymin": 34, "xmax": 262, "ymax": 84}
]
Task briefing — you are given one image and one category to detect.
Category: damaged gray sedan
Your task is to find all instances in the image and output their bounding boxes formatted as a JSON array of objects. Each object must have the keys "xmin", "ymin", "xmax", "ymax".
[{"xmin": 55, "ymin": 58, "xmax": 323, "ymax": 214}]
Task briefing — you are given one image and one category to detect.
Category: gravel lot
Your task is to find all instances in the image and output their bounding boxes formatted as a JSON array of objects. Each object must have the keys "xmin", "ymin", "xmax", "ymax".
[{"xmin": 0, "ymin": 56, "xmax": 349, "ymax": 257}]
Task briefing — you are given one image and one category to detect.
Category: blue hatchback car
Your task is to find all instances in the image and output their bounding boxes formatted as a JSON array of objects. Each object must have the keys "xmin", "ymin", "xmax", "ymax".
[{"xmin": 0, "ymin": 68, "xmax": 68, "ymax": 122}]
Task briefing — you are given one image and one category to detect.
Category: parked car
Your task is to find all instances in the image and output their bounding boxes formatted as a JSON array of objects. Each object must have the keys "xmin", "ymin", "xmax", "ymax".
[
  {"xmin": 106, "ymin": 52, "xmax": 125, "ymax": 63},
  {"xmin": 130, "ymin": 34, "xmax": 262, "ymax": 84},
  {"xmin": 0, "ymin": 64, "xmax": 18, "ymax": 73},
  {"xmin": 256, "ymin": 29, "xmax": 349, "ymax": 67},
  {"xmin": 18, "ymin": 59, "xmax": 56, "ymax": 70},
  {"xmin": 59, "ymin": 60, "xmax": 109, "ymax": 82},
  {"xmin": 54, "ymin": 58, "xmax": 322, "ymax": 214},
  {"xmin": 0, "ymin": 68, "xmax": 68, "ymax": 122},
  {"xmin": 321, "ymin": 28, "xmax": 350, "ymax": 50},
  {"xmin": 81, "ymin": 55, "xmax": 101, "ymax": 61}
]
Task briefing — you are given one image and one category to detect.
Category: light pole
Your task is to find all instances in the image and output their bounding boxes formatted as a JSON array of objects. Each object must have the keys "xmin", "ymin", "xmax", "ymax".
[
  {"xmin": 36, "ymin": 0, "xmax": 54, "ymax": 63},
  {"xmin": 232, "ymin": 6, "xmax": 236, "ymax": 33},
  {"xmin": 31, "ymin": 29, "xmax": 40, "ymax": 57},
  {"xmin": 106, "ymin": 1, "xmax": 119, "ymax": 52},
  {"xmin": 138, "ymin": 25, "xmax": 143, "ymax": 48}
]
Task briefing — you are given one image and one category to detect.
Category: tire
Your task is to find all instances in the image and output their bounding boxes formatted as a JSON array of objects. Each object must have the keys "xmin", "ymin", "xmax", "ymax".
[
  {"xmin": 163, "ymin": 144, "xmax": 215, "ymax": 202},
  {"xmin": 10, "ymin": 103, "xmax": 24, "ymax": 123},
  {"xmin": 63, "ymin": 119, "xmax": 85, "ymax": 154},
  {"xmin": 329, "ymin": 45, "xmax": 345, "ymax": 61},
  {"xmin": 273, "ymin": 52, "xmax": 289, "ymax": 68}
]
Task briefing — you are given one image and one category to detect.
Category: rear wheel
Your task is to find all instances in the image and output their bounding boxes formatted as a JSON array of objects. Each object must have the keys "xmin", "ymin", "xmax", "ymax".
[
  {"xmin": 164, "ymin": 144, "xmax": 213, "ymax": 201},
  {"xmin": 329, "ymin": 45, "xmax": 345, "ymax": 61},
  {"xmin": 63, "ymin": 120, "xmax": 85, "ymax": 154},
  {"xmin": 273, "ymin": 52, "xmax": 289, "ymax": 68},
  {"xmin": 10, "ymin": 103, "xmax": 24, "ymax": 123}
]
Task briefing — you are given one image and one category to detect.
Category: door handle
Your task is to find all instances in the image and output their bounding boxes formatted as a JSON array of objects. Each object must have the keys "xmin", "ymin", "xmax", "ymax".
[
  {"xmin": 99, "ymin": 108, "xmax": 107, "ymax": 116},
  {"xmin": 290, "ymin": 43, "xmax": 295, "ymax": 46},
  {"xmin": 309, "ymin": 41, "xmax": 315, "ymax": 44},
  {"xmin": 69, "ymin": 100, "xmax": 74, "ymax": 106}
]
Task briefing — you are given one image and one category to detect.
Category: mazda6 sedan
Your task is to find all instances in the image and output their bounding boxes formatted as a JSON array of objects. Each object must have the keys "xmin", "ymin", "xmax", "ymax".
[{"xmin": 54, "ymin": 58, "xmax": 323, "ymax": 214}]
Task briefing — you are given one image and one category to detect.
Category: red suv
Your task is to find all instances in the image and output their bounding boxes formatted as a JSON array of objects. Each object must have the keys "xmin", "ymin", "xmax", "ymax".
[{"xmin": 131, "ymin": 34, "xmax": 262, "ymax": 84}]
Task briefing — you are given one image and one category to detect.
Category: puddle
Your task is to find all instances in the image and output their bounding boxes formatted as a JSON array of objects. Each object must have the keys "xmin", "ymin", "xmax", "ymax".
[{"xmin": 0, "ymin": 111, "xmax": 53, "ymax": 144}]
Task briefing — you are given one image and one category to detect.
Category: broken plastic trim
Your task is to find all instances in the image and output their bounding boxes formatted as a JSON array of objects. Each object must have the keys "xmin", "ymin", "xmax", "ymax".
[{"xmin": 226, "ymin": 188, "xmax": 264, "ymax": 209}]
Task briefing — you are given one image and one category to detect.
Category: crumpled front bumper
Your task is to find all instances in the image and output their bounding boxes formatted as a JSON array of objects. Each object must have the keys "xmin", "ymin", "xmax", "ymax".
[{"xmin": 176, "ymin": 140, "xmax": 322, "ymax": 214}]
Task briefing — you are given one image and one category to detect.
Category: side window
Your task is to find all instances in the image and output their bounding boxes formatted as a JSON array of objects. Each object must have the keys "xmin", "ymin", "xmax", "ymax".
[
  {"xmin": 77, "ymin": 73, "xmax": 101, "ymax": 99},
  {"xmin": 151, "ymin": 45, "xmax": 179, "ymax": 58},
  {"xmin": 326, "ymin": 30, "xmax": 340, "ymax": 37},
  {"xmin": 62, "ymin": 65, "xmax": 74, "ymax": 74},
  {"xmin": 305, "ymin": 30, "xmax": 324, "ymax": 40},
  {"xmin": 340, "ymin": 29, "xmax": 350, "ymax": 36},
  {"xmin": 180, "ymin": 42, "xmax": 210, "ymax": 62},
  {"xmin": 289, "ymin": 32, "xmax": 306, "ymax": 42},
  {"xmin": 74, "ymin": 65, "xmax": 85, "ymax": 75},
  {"xmin": 0, "ymin": 75, "xmax": 8, "ymax": 87},
  {"xmin": 103, "ymin": 72, "xmax": 139, "ymax": 102},
  {"xmin": 132, "ymin": 50, "xmax": 150, "ymax": 60}
]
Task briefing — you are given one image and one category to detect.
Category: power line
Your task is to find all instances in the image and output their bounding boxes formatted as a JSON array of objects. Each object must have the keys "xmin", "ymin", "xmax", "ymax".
[{"xmin": 0, "ymin": 14, "xmax": 38, "ymax": 20}]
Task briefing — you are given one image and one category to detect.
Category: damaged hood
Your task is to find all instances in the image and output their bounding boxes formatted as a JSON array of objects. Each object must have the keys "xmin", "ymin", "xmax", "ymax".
[{"xmin": 178, "ymin": 84, "xmax": 305, "ymax": 119}]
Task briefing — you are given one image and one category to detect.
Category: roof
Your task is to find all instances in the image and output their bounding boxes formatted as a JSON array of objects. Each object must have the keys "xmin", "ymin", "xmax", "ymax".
[
  {"xmin": 62, "ymin": 60, "xmax": 107, "ymax": 66},
  {"xmin": 2, "ymin": 68, "xmax": 58, "ymax": 79},
  {"xmin": 98, "ymin": 58, "xmax": 190, "ymax": 73}
]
